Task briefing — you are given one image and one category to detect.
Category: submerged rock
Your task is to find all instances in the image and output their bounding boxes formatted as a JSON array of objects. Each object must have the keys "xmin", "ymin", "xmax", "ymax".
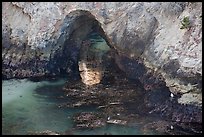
[
  {"xmin": 73, "ymin": 112, "xmax": 106, "ymax": 129},
  {"xmin": 143, "ymin": 120, "xmax": 202, "ymax": 135},
  {"xmin": 28, "ymin": 130, "xmax": 60, "ymax": 135},
  {"xmin": 2, "ymin": 2, "xmax": 202, "ymax": 135},
  {"xmin": 106, "ymin": 119, "xmax": 127, "ymax": 125},
  {"xmin": 62, "ymin": 77, "xmax": 202, "ymax": 135}
]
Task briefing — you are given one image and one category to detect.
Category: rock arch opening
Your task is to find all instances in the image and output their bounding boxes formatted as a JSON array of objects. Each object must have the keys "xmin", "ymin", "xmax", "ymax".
[
  {"xmin": 79, "ymin": 32, "xmax": 111, "ymax": 86},
  {"xmin": 54, "ymin": 10, "xmax": 121, "ymax": 85}
]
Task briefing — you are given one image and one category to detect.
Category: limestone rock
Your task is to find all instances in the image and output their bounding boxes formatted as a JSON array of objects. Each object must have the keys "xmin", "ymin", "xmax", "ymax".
[{"xmin": 2, "ymin": 2, "xmax": 202, "ymax": 106}]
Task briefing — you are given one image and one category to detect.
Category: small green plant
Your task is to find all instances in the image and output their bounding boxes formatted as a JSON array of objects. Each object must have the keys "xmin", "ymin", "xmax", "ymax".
[{"xmin": 180, "ymin": 16, "xmax": 191, "ymax": 29}]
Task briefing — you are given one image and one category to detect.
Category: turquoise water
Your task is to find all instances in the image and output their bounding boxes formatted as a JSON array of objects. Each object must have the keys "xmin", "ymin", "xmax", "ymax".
[
  {"xmin": 2, "ymin": 79, "xmax": 69, "ymax": 134},
  {"xmin": 2, "ymin": 33, "xmax": 161, "ymax": 135},
  {"xmin": 2, "ymin": 78, "xmax": 161, "ymax": 135}
]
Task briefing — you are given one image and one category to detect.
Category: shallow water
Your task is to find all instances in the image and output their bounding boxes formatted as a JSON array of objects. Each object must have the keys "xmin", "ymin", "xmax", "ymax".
[
  {"xmin": 2, "ymin": 78, "xmax": 163, "ymax": 135},
  {"xmin": 2, "ymin": 33, "xmax": 162, "ymax": 135}
]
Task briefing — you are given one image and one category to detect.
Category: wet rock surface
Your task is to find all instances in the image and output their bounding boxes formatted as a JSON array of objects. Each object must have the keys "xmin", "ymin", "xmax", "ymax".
[
  {"xmin": 28, "ymin": 130, "xmax": 60, "ymax": 135},
  {"xmin": 59, "ymin": 75, "xmax": 202, "ymax": 134},
  {"xmin": 2, "ymin": 2, "xmax": 202, "ymax": 135},
  {"xmin": 143, "ymin": 120, "xmax": 202, "ymax": 135},
  {"xmin": 2, "ymin": 2, "xmax": 202, "ymax": 96},
  {"xmin": 73, "ymin": 112, "xmax": 106, "ymax": 129},
  {"xmin": 60, "ymin": 76, "xmax": 146, "ymax": 129}
]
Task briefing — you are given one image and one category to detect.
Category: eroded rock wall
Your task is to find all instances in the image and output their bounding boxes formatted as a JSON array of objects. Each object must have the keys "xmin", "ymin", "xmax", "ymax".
[{"xmin": 2, "ymin": 2, "xmax": 202, "ymax": 106}]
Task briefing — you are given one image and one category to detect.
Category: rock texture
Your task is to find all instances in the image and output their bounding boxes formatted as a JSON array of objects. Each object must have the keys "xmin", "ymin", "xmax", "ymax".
[{"xmin": 2, "ymin": 2, "xmax": 202, "ymax": 106}]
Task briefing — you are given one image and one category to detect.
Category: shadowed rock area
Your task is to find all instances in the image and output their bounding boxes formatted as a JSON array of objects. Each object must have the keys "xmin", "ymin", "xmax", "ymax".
[{"xmin": 2, "ymin": 2, "xmax": 202, "ymax": 135}]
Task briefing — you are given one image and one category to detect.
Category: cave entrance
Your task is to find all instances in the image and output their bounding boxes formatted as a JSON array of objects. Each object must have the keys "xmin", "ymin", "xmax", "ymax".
[
  {"xmin": 57, "ymin": 10, "xmax": 118, "ymax": 85},
  {"xmin": 79, "ymin": 32, "xmax": 111, "ymax": 86}
]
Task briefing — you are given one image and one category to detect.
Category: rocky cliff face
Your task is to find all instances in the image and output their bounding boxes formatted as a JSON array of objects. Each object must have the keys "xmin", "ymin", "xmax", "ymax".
[{"xmin": 2, "ymin": 2, "xmax": 202, "ymax": 107}]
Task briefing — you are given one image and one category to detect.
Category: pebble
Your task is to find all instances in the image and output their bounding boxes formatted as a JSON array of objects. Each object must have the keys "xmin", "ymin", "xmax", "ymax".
[
  {"xmin": 170, "ymin": 125, "xmax": 174, "ymax": 130},
  {"xmin": 170, "ymin": 93, "xmax": 174, "ymax": 98},
  {"xmin": 108, "ymin": 116, "xmax": 110, "ymax": 120}
]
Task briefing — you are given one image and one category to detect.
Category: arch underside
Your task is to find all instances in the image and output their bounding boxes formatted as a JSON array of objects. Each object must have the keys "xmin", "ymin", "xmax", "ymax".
[{"xmin": 52, "ymin": 10, "xmax": 120, "ymax": 85}]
